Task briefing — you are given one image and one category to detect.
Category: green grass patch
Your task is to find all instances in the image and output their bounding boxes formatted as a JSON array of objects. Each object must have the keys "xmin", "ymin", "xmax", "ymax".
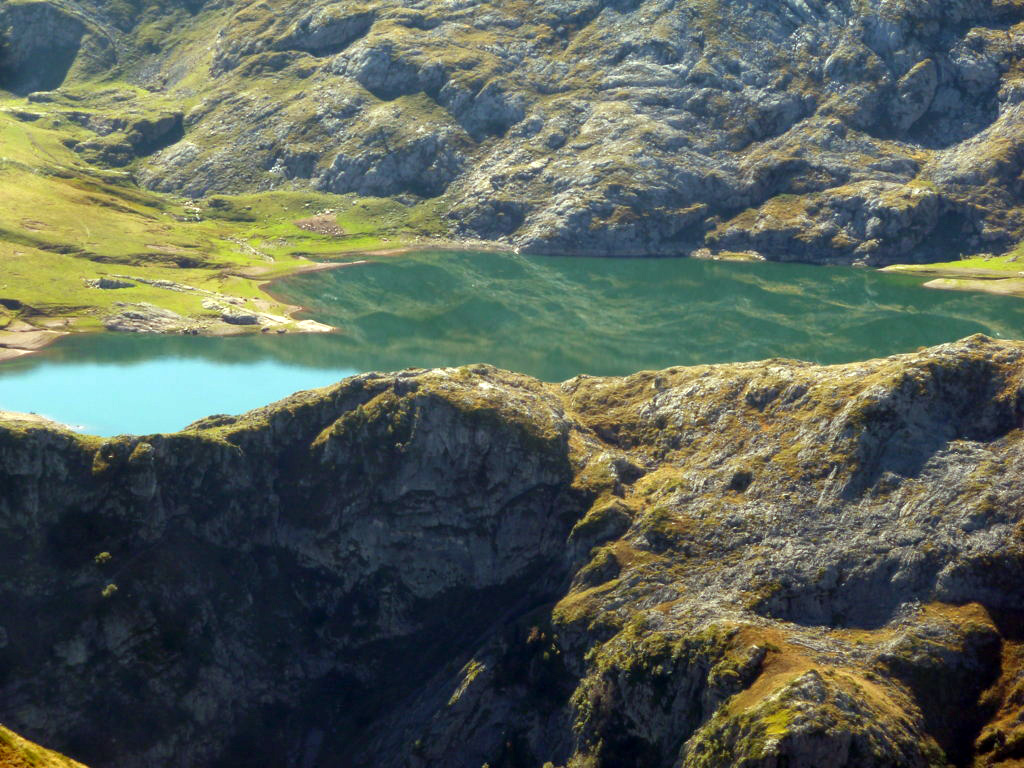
[
  {"xmin": 942, "ymin": 251, "xmax": 1024, "ymax": 271},
  {"xmin": 0, "ymin": 93, "xmax": 455, "ymax": 334},
  {"xmin": 0, "ymin": 724, "xmax": 87, "ymax": 767}
]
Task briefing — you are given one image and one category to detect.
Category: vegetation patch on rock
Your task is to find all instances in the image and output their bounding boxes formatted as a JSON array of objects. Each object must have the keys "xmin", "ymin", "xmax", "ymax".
[
  {"xmin": 0, "ymin": 337, "xmax": 1023, "ymax": 766},
  {"xmin": 5, "ymin": 0, "xmax": 1024, "ymax": 261}
]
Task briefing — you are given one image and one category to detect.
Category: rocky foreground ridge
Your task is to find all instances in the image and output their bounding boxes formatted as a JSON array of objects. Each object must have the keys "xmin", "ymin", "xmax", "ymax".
[
  {"xmin": 0, "ymin": 335, "xmax": 1023, "ymax": 766},
  {"xmin": 4, "ymin": 0, "xmax": 1024, "ymax": 260}
]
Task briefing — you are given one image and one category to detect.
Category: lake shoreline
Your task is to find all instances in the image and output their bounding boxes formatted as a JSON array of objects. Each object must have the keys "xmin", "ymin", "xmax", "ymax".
[
  {"xmin": 6, "ymin": 250, "xmax": 1024, "ymax": 436},
  {"xmin": 0, "ymin": 258, "xmax": 343, "ymax": 365},
  {"xmin": 881, "ymin": 260, "xmax": 1024, "ymax": 298},
  {"xmin": 4, "ymin": 241, "xmax": 1022, "ymax": 368},
  {"xmin": 0, "ymin": 236, "xmax": 516, "ymax": 366}
]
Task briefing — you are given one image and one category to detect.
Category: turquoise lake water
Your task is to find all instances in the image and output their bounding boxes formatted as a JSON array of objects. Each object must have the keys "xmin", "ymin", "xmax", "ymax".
[{"xmin": 3, "ymin": 250, "xmax": 1024, "ymax": 435}]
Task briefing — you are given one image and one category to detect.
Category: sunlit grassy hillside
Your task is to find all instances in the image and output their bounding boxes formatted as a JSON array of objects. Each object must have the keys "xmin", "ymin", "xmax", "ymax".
[{"xmin": 0, "ymin": 91, "xmax": 451, "ymax": 342}]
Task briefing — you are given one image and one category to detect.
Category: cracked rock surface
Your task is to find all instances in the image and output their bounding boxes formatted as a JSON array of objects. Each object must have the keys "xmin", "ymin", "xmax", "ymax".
[{"xmin": 6, "ymin": 0, "xmax": 1024, "ymax": 259}]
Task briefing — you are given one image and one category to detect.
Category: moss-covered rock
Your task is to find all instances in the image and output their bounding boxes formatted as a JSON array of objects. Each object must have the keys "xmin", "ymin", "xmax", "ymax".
[
  {"xmin": 5, "ymin": 0, "xmax": 1024, "ymax": 259},
  {"xmin": 1, "ymin": 337, "xmax": 1024, "ymax": 765}
]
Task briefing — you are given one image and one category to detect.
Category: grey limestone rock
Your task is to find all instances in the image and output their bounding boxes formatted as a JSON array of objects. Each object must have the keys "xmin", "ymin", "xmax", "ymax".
[
  {"xmin": 85, "ymin": 278, "xmax": 135, "ymax": 290},
  {"xmin": 891, "ymin": 58, "xmax": 939, "ymax": 132},
  {"xmin": 1, "ymin": 337, "xmax": 1024, "ymax": 767},
  {"xmin": 30, "ymin": 0, "xmax": 1024, "ymax": 260},
  {"xmin": 102, "ymin": 303, "xmax": 187, "ymax": 332},
  {"xmin": 0, "ymin": 1, "xmax": 87, "ymax": 95}
]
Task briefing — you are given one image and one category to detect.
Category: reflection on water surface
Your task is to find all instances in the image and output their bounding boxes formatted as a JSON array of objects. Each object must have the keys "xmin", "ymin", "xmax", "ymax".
[{"xmin": 2, "ymin": 251, "xmax": 1021, "ymax": 435}]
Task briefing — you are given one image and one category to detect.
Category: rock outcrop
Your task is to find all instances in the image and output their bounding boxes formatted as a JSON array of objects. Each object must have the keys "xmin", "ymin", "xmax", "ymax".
[
  {"xmin": 102, "ymin": 302, "xmax": 187, "ymax": 333},
  {"xmin": 5, "ymin": 0, "xmax": 1024, "ymax": 260},
  {"xmin": 0, "ymin": 1, "xmax": 87, "ymax": 95},
  {"xmin": 1, "ymin": 335, "xmax": 1024, "ymax": 767}
]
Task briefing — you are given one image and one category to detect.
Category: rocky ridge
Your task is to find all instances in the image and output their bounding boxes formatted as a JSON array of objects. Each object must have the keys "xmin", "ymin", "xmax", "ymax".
[
  {"xmin": 4, "ymin": 0, "xmax": 1024, "ymax": 260},
  {"xmin": 0, "ymin": 335, "xmax": 1023, "ymax": 766}
]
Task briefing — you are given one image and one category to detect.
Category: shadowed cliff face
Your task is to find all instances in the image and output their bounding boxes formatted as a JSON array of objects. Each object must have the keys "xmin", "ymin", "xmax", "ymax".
[
  {"xmin": 6, "ymin": 0, "xmax": 1024, "ymax": 260},
  {"xmin": 2, "ymin": 335, "xmax": 1024, "ymax": 767},
  {"xmin": 0, "ymin": 2, "xmax": 86, "ymax": 94},
  {"xmin": 0, "ymin": 368, "xmax": 585, "ymax": 766}
]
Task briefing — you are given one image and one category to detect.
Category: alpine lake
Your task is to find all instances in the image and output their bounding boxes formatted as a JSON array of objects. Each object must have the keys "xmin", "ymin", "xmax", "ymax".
[{"xmin": 3, "ymin": 250, "xmax": 1024, "ymax": 436}]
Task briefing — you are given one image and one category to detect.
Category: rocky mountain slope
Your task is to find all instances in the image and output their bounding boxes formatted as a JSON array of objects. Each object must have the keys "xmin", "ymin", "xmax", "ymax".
[
  {"xmin": 1, "ymin": 334, "xmax": 1023, "ymax": 767},
  {"xmin": 4, "ymin": 0, "xmax": 1024, "ymax": 260}
]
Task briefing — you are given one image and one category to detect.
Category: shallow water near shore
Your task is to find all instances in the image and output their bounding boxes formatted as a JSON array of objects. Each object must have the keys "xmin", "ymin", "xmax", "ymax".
[{"xmin": 3, "ymin": 250, "xmax": 1024, "ymax": 436}]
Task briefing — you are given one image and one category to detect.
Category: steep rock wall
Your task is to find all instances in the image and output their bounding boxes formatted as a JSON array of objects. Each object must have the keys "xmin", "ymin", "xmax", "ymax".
[{"xmin": 1, "ymin": 337, "xmax": 1024, "ymax": 766}]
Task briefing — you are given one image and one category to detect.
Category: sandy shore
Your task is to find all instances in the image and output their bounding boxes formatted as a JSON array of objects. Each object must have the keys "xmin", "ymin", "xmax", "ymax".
[
  {"xmin": 881, "ymin": 263, "xmax": 1024, "ymax": 299},
  {"xmin": 353, "ymin": 237, "xmax": 515, "ymax": 258},
  {"xmin": 921, "ymin": 276, "xmax": 1024, "ymax": 297},
  {"xmin": 0, "ymin": 322, "xmax": 69, "ymax": 362}
]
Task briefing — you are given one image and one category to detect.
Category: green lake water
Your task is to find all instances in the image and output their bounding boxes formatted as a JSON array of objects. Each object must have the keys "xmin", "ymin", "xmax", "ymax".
[{"xmin": 2, "ymin": 250, "xmax": 1024, "ymax": 436}]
